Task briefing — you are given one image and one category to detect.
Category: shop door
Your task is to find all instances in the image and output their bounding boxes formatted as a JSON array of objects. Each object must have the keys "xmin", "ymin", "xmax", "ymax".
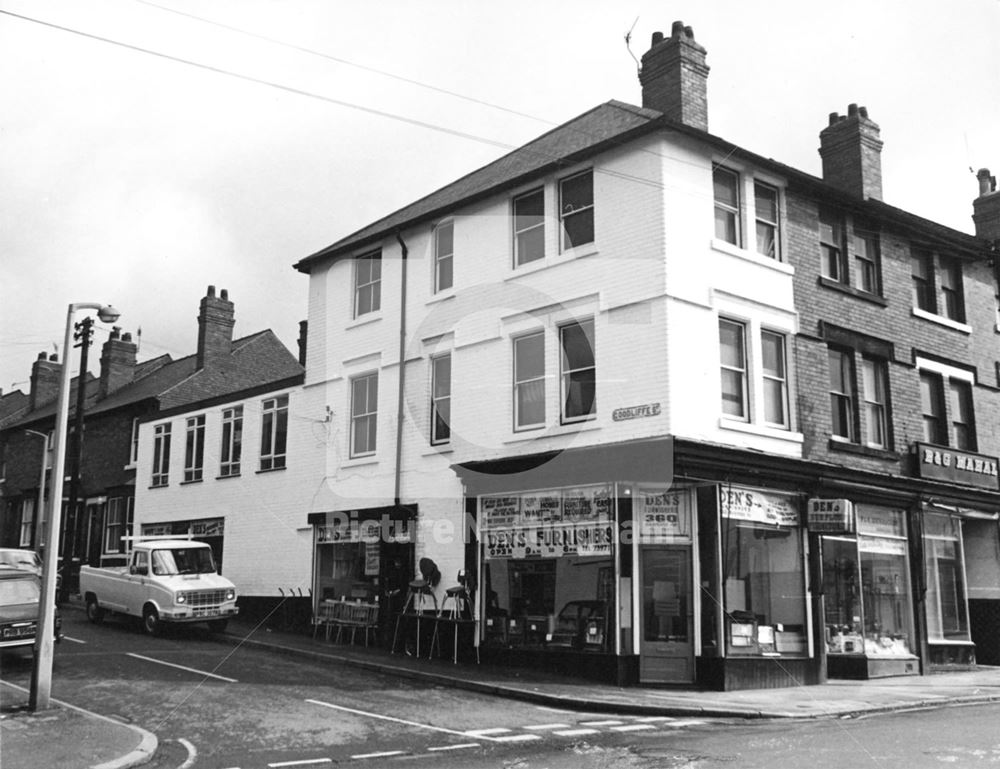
[{"xmin": 639, "ymin": 546, "xmax": 694, "ymax": 683}]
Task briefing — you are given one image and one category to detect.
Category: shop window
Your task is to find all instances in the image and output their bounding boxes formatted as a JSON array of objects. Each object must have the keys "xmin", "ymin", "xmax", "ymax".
[
  {"xmin": 480, "ymin": 486, "xmax": 615, "ymax": 653},
  {"xmin": 151, "ymin": 423, "xmax": 171, "ymax": 487},
  {"xmin": 924, "ymin": 513, "xmax": 970, "ymax": 642},
  {"xmin": 184, "ymin": 414, "xmax": 206, "ymax": 483},
  {"xmin": 559, "ymin": 318, "xmax": 596, "ymax": 423},
  {"xmin": 350, "ymin": 373, "xmax": 379, "ymax": 458},
  {"xmin": 260, "ymin": 395, "xmax": 288, "ymax": 471},
  {"xmin": 354, "ymin": 251, "xmax": 382, "ymax": 318},
  {"xmin": 719, "ymin": 489, "xmax": 806, "ymax": 657},
  {"xmin": 822, "ymin": 508, "xmax": 915, "ymax": 658}
]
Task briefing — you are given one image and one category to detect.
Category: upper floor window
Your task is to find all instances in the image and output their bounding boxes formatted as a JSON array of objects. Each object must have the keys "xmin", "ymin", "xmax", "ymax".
[
  {"xmin": 184, "ymin": 414, "xmax": 206, "ymax": 483},
  {"xmin": 939, "ymin": 256, "xmax": 965, "ymax": 322},
  {"xmin": 950, "ymin": 378, "xmax": 975, "ymax": 450},
  {"xmin": 19, "ymin": 499, "xmax": 34, "ymax": 548},
  {"xmin": 819, "ymin": 207, "xmax": 847, "ymax": 282},
  {"xmin": 354, "ymin": 251, "xmax": 382, "ymax": 318},
  {"xmin": 430, "ymin": 354, "xmax": 451, "ymax": 445},
  {"xmin": 152, "ymin": 423, "xmax": 171, "ymax": 487},
  {"xmin": 828, "ymin": 348, "xmax": 856, "ymax": 441},
  {"xmin": 761, "ymin": 330, "xmax": 788, "ymax": 427},
  {"xmin": 350, "ymin": 373, "xmax": 379, "ymax": 457},
  {"xmin": 912, "ymin": 250, "xmax": 936, "ymax": 312},
  {"xmin": 713, "ymin": 166, "xmax": 741, "ymax": 246},
  {"xmin": 104, "ymin": 497, "xmax": 124, "ymax": 554},
  {"xmin": 434, "ymin": 220, "xmax": 454, "ymax": 293},
  {"xmin": 260, "ymin": 395, "xmax": 288, "ymax": 471},
  {"xmin": 861, "ymin": 357, "xmax": 889, "ymax": 449},
  {"xmin": 559, "ymin": 170, "xmax": 594, "ymax": 251},
  {"xmin": 513, "ymin": 188, "xmax": 545, "ymax": 266},
  {"xmin": 130, "ymin": 418, "xmax": 140, "ymax": 465},
  {"xmin": 920, "ymin": 371, "xmax": 947, "ymax": 446},
  {"xmin": 560, "ymin": 318, "xmax": 596, "ymax": 423},
  {"xmin": 719, "ymin": 319, "xmax": 748, "ymax": 420},
  {"xmin": 513, "ymin": 332, "xmax": 545, "ymax": 430},
  {"xmin": 220, "ymin": 405, "xmax": 243, "ymax": 477},
  {"xmin": 754, "ymin": 182, "xmax": 780, "ymax": 259},
  {"xmin": 852, "ymin": 223, "xmax": 880, "ymax": 294}
]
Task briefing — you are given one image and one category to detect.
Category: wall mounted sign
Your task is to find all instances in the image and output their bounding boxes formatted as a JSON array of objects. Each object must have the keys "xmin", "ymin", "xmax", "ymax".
[
  {"xmin": 480, "ymin": 485, "xmax": 612, "ymax": 530},
  {"xmin": 718, "ymin": 485, "xmax": 800, "ymax": 526},
  {"xmin": 807, "ymin": 498, "xmax": 855, "ymax": 533},
  {"xmin": 914, "ymin": 442, "xmax": 1000, "ymax": 490},
  {"xmin": 612, "ymin": 403, "xmax": 661, "ymax": 421}
]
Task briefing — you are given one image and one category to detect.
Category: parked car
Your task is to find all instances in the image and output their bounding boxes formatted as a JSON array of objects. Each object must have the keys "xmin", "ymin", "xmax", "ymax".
[
  {"xmin": 0, "ymin": 567, "xmax": 62, "ymax": 654},
  {"xmin": 0, "ymin": 548, "xmax": 42, "ymax": 574}
]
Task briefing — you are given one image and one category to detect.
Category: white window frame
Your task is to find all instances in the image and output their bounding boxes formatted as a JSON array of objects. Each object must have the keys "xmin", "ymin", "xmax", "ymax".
[
  {"xmin": 353, "ymin": 251, "xmax": 382, "ymax": 318},
  {"xmin": 220, "ymin": 405, "xmax": 243, "ymax": 477},
  {"xmin": 183, "ymin": 414, "xmax": 206, "ymax": 482},
  {"xmin": 260, "ymin": 395, "xmax": 289, "ymax": 471},
  {"xmin": 513, "ymin": 331, "xmax": 546, "ymax": 430},
  {"xmin": 350, "ymin": 373, "xmax": 379, "ymax": 458},
  {"xmin": 760, "ymin": 329, "xmax": 789, "ymax": 428},
  {"xmin": 152, "ymin": 423, "xmax": 171, "ymax": 487},
  {"xmin": 713, "ymin": 166, "xmax": 741, "ymax": 247},
  {"xmin": 19, "ymin": 498, "xmax": 34, "ymax": 547},
  {"xmin": 559, "ymin": 318, "xmax": 596, "ymax": 424},
  {"xmin": 861, "ymin": 357, "xmax": 888, "ymax": 449},
  {"xmin": 754, "ymin": 181, "xmax": 780, "ymax": 260},
  {"xmin": 433, "ymin": 220, "xmax": 454, "ymax": 293},
  {"xmin": 559, "ymin": 169, "xmax": 594, "ymax": 252},
  {"xmin": 430, "ymin": 353, "xmax": 452, "ymax": 445},
  {"xmin": 130, "ymin": 417, "xmax": 140, "ymax": 465},
  {"xmin": 513, "ymin": 187, "xmax": 545, "ymax": 266},
  {"xmin": 719, "ymin": 318, "xmax": 749, "ymax": 421},
  {"xmin": 104, "ymin": 497, "xmax": 123, "ymax": 554}
]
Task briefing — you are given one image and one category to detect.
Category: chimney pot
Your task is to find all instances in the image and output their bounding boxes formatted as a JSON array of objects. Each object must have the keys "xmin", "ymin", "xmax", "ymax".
[
  {"xmin": 207, "ymin": 285, "xmax": 216, "ymax": 297},
  {"xmin": 221, "ymin": 288, "xmax": 229, "ymax": 301},
  {"xmin": 639, "ymin": 19, "xmax": 710, "ymax": 130},
  {"xmin": 828, "ymin": 112, "xmax": 839, "ymax": 126},
  {"xmin": 49, "ymin": 354, "xmax": 57, "ymax": 362},
  {"xmin": 848, "ymin": 103, "xmax": 859, "ymax": 116},
  {"xmin": 973, "ymin": 167, "xmax": 1000, "ymax": 240},
  {"xmin": 37, "ymin": 352, "xmax": 46, "ymax": 361},
  {"xmin": 859, "ymin": 106, "xmax": 869, "ymax": 119}
]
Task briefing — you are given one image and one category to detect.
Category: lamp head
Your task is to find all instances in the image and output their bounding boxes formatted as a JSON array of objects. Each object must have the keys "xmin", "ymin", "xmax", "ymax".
[{"xmin": 97, "ymin": 305, "xmax": 121, "ymax": 323}]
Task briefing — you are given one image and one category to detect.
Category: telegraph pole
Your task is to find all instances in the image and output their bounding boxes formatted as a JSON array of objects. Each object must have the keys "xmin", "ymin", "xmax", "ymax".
[{"xmin": 58, "ymin": 316, "xmax": 92, "ymax": 603}]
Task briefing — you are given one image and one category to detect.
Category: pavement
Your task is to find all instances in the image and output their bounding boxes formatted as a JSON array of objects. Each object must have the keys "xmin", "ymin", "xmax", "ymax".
[{"xmin": 4, "ymin": 600, "xmax": 1000, "ymax": 769}]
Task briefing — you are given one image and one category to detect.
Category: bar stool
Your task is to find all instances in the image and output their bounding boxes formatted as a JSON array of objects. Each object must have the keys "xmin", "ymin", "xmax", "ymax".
[
  {"xmin": 391, "ymin": 579, "xmax": 437, "ymax": 656},
  {"xmin": 431, "ymin": 583, "xmax": 479, "ymax": 663}
]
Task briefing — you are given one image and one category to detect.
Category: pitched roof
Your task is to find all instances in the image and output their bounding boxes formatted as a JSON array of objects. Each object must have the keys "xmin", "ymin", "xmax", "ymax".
[
  {"xmin": 294, "ymin": 99, "xmax": 988, "ymax": 273},
  {"xmin": 0, "ymin": 390, "xmax": 29, "ymax": 429}
]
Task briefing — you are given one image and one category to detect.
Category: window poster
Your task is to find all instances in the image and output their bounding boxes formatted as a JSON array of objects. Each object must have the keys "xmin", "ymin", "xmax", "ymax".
[{"xmin": 637, "ymin": 487, "xmax": 690, "ymax": 543}]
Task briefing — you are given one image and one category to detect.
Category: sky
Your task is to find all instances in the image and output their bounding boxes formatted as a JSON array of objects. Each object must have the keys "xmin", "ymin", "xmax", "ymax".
[{"xmin": 2, "ymin": 0, "xmax": 999, "ymax": 394}]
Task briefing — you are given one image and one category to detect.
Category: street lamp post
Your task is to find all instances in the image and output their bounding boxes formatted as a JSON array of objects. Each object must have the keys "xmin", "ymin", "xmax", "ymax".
[
  {"xmin": 25, "ymin": 429, "xmax": 49, "ymax": 549},
  {"xmin": 30, "ymin": 302, "xmax": 119, "ymax": 712}
]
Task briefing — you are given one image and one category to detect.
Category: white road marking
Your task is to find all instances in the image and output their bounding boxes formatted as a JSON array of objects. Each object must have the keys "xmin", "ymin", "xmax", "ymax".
[
  {"xmin": 177, "ymin": 738, "xmax": 198, "ymax": 769},
  {"xmin": 464, "ymin": 727, "xmax": 511, "ymax": 737},
  {"xmin": 493, "ymin": 734, "xmax": 542, "ymax": 743},
  {"xmin": 306, "ymin": 699, "xmax": 497, "ymax": 741},
  {"xmin": 664, "ymin": 719, "xmax": 709, "ymax": 727},
  {"xmin": 427, "ymin": 744, "xmax": 480, "ymax": 752},
  {"xmin": 634, "ymin": 716, "xmax": 673, "ymax": 722},
  {"xmin": 581, "ymin": 719, "xmax": 624, "ymax": 726},
  {"xmin": 554, "ymin": 728, "xmax": 600, "ymax": 737},
  {"xmin": 351, "ymin": 751, "xmax": 406, "ymax": 760},
  {"xmin": 61, "ymin": 635, "xmax": 86, "ymax": 644},
  {"xmin": 126, "ymin": 653, "xmax": 237, "ymax": 682},
  {"xmin": 523, "ymin": 723, "xmax": 572, "ymax": 730},
  {"xmin": 611, "ymin": 724, "xmax": 657, "ymax": 732},
  {"xmin": 268, "ymin": 758, "xmax": 333, "ymax": 767}
]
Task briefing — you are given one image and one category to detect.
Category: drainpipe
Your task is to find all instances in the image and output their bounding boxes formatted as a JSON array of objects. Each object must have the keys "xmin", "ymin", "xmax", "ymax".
[{"xmin": 394, "ymin": 232, "xmax": 408, "ymax": 509}]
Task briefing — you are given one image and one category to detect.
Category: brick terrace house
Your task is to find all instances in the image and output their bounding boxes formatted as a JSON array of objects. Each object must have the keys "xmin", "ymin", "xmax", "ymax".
[
  {"xmin": 292, "ymin": 21, "xmax": 1000, "ymax": 689},
  {"xmin": 0, "ymin": 287, "xmax": 303, "ymax": 599}
]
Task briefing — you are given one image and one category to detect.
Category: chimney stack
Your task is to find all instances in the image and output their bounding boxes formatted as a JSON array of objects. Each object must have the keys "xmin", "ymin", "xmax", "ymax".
[
  {"xmin": 819, "ymin": 104, "xmax": 884, "ymax": 200},
  {"xmin": 639, "ymin": 21, "xmax": 710, "ymax": 131},
  {"xmin": 99, "ymin": 326, "xmax": 138, "ymax": 398},
  {"xmin": 297, "ymin": 320, "xmax": 308, "ymax": 367},
  {"xmin": 29, "ymin": 352, "xmax": 61, "ymax": 411},
  {"xmin": 973, "ymin": 167, "xmax": 1000, "ymax": 243},
  {"xmin": 196, "ymin": 285, "xmax": 235, "ymax": 369}
]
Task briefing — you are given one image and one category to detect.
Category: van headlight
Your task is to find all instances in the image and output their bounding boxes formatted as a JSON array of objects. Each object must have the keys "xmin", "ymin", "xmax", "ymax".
[
  {"xmin": 225, "ymin": 589, "xmax": 236, "ymax": 601},
  {"xmin": 176, "ymin": 593, "xmax": 187, "ymax": 604}
]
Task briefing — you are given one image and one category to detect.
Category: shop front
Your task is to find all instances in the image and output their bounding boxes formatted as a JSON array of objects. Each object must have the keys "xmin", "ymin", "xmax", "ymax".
[{"xmin": 307, "ymin": 505, "xmax": 415, "ymax": 646}]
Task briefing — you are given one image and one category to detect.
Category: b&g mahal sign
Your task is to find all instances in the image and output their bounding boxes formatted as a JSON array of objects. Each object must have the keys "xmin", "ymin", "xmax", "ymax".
[{"xmin": 914, "ymin": 442, "xmax": 1000, "ymax": 490}]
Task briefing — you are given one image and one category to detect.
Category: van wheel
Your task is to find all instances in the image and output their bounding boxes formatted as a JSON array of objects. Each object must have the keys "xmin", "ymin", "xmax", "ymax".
[
  {"xmin": 207, "ymin": 619, "xmax": 228, "ymax": 633},
  {"xmin": 142, "ymin": 607, "xmax": 162, "ymax": 637},
  {"xmin": 86, "ymin": 597, "xmax": 104, "ymax": 624}
]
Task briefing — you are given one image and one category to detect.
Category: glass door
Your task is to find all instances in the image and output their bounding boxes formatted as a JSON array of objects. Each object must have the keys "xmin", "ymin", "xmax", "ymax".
[{"xmin": 639, "ymin": 546, "xmax": 694, "ymax": 683}]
